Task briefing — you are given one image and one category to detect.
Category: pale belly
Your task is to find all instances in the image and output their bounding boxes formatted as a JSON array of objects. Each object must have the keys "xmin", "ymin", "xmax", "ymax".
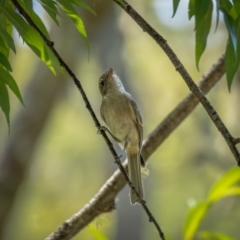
[{"xmin": 101, "ymin": 94, "xmax": 139, "ymax": 151}]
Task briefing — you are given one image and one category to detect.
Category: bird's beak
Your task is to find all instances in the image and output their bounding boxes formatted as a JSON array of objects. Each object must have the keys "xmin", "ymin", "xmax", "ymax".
[{"xmin": 108, "ymin": 68, "xmax": 113, "ymax": 79}]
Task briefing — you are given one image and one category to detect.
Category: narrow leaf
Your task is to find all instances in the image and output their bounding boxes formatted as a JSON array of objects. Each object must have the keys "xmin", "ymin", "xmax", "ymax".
[
  {"xmin": 223, "ymin": 12, "xmax": 237, "ymax": 54},
  {"xmin": 0, "ymin": 27, "xmax": 16, "ymax": 53},
  {"xmin": 22, "ymin": 0, "xmax": 33, "ymax": 10},
  {"xmin": 39, "ymin": 0, "xmax": 59, "ymax": 25},
  {"xmin": 58, "ymin": 0, "xmax": 89, "ymax": 54},
  {"xmin": 1, "ymin": 5, "xmax": 56, "ymax": 74},
  {"xmin": 0, "ymin": 52, "xmax": 12, "ymax": 71},
  {"xmin": 195, "ymin": 0, "xmax": 213, "ymax": 69},
  {"xmin": 225, "ymin": 37, "xmax": 239, "ymax": 90},
  {"xmin": 184, "ymin": 202, "xmax": 210, "ymax": 240},
  {"xmin": 88, "ymin": 226, "xmax": 109, "ymax": 240},
  {"xmin": 233, "ymin": 0, "xmax": 240, "ymax": 15},
  {"xmin": 71, "ymin": 0, "xmax": 96, "ymax": 16},
  {"xmin": 0, "ymin": 35, "xmax": 10, "ymax": 57},
  {"xmin": 0, "ymin": 0, "xmax": 7, "ymax": 6},
  {"xmin": 0, "ymin": 79, "xmax": 10, "ymax": 127},
  {"xmin": 172, "ymin": 0, "xmax": 181, "ymax": 17},
  {"xmin": 199, "ymin": 231, "xmax": 237, "ymax": 240},
  {"xmin": 188, "ymin": 0, "xmax": 196, "ymax": 20},
  {"xmin": 0, "ymin": 65, "xmax": 24, "ymax": 104},
  {"xmin": 46, "ymin": 46, "xmax": 62, "ymax": 72},
  {"xmin": 184, "ymin": 168, "xmax": 240, "ymax": 240},
  {"xmin": 21, "ymin": 2, "xmax": 50, "ymax": 39},
  {"xmin": 219, "ymin": 0, "xmax": 237, "ymax": 20},
  {"xmin": 209, "ymin": 167, "xmax": 240, "ymax": 201},
  {"xmin": 236, "ymin": 16, "xmax": 240, "ymax": 59}
]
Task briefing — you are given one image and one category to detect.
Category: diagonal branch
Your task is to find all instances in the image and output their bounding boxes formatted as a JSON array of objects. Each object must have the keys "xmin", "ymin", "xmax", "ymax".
[
  {"xmin": 113, "ymin": 0, "xmax": 240, "ymax": 166},
  {"xmin": 233, "ymin": 138, "xmax": 240, "ymax": 145},
  {"xmin": 10, "ymin": 0, "xmax": 164, "ymax": 239},
  {"xmin": 46, "ymin": 55, "xmax": 225, "ymax": 240}
]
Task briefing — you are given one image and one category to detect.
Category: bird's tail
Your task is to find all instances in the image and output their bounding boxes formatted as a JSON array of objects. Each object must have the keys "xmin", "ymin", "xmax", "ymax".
[{"xmin": 127, "ymin": 152, "xmax": 143, "ymax": 204}]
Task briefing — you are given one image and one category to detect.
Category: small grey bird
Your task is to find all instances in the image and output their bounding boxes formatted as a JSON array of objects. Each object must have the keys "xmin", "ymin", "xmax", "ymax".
[{"xmin": 98, "ymin": 68, "xmax": 145, "ymax": 204}]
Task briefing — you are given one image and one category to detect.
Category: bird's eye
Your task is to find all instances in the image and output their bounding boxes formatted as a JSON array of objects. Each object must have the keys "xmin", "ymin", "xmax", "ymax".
[{"xmin": 100, "ymin": 80, "xmax": 105, "ymax": 86}]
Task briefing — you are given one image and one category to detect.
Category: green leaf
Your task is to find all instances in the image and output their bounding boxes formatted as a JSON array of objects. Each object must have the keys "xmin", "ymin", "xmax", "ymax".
[
  {"xmin": 188, "ymin": 0, "xmax": 196, "ymax": 20},
  {"xmin": 0, "ymin": 79, "xmax": 10, "ymax": 127},
  {"xmin": 219, "ymin": 0, "xmax": 238, "ymax": 20},
  {"xmin": 233, "ymin": 0, "xmax": 240, "ymax": 15},
  {"xmin": 58, "ymin": 0, "xmax": 89, "ymax": 54},
  {"xmin": 46, "ymin": 46, "xmax": 62, "ymax": 72},
  {"xmin": 236, "ymin": 16, "xmax": 240, "ymax": 59},
  {"xmin": 88, "ymin": 226, "xmax": 109, "ymax": 240},
  {"xmin": 184, "ymin": 202, "xmax": 210, "ymax": 240},
  {"xmin": 208, "ymin": 167, "xmax": 240, "ymax": 201},
  {"xmin": 39, "ymin": 0, "xmax": 59, "ymax": 25},
  {"xmin": 1, "ymin": 5, "xmax": 56, "ymax": 74},
  {"xmin": 172, "ymin": 0, "xmax": 181, "ymax": 17},
  {"xmin": 0, "ymin": 65, "xmax": 24, "ymax": 104},
  {"xmin": 184, "ymin": 168, "xmax": 240, "ymax": 240},
  {"xmin": 0, "ymin": 52, "xmax": 12, "ymax": 71},
  {"xmin": 195, "ymin": 0, "xmax": 213, "ymax": 69},
  {"xmin": 0, "ymin": 0, "xmax": 7, "ymax": 6},
  {"xmin": 0, "ymin": 27, "xmax": 16, "ymax": 53},
  {"xmin": 22, "ymin": 0, "xmax": 33, "ymax": 10},
  {"xmin": 199, "ymin": 231, "xmax": 237, "ymax": 240},
  {"xmin": 71, "ymin": 0, "xmax": 96, "ymax": 16},
  {"xmin": 225, "ymin": 37, "xmax": 239, "ymax": 90},
  {"xmin": 20, "ymin": 1, "xmax": 50, "ymax": 39},
  {"xmin": 0, "ymin": 35, "xmax": 10, "ymax": 57},
  {"xmin": 223, "ymin": 11, "xmax": 238, "ymax": 54},
  {"xmin": 220, "ymin": 6, "xmax": 240, "ymax": 89},
  {"xmin": 4, "ymin": 17, "xmax": 14, "ymax": 45},
  {"xmin": 15, "ymin": 1, "xmax": 61, "ymax": 72}
]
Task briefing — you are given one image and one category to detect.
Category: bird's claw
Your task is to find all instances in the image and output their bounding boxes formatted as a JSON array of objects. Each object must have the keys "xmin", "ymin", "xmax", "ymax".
[
  {"xmin": 97, "ymin": 126, "xmax": 107, "ymax": 135},
  {"xmin": 114, "ymin": 156, "xmax": 121, "ymax": 163},
  {"xmin": 114, "ymin": 152, "xmax": 124, "ymax": 163}
]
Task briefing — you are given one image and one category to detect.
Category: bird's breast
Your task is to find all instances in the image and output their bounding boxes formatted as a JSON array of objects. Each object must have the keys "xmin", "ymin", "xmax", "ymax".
[{"xmin": 101, "ymin": 95, "xmax": 135, "ymax": 143}]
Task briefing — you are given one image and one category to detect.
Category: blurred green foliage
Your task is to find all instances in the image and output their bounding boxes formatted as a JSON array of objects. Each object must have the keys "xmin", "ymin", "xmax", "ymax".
[
  {"xmin": 0, "ymin": 0, "xmax": 93, "ymax": 127},
  {"xmin": 173, "ymin": 0, "xmax": 240, "ymax": 90},
  {"xmin": 184, "ymin": 167, "xmax": 240, "ymax": 240}
]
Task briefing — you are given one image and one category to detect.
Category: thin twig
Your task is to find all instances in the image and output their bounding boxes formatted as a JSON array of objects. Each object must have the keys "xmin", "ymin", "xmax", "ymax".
[
  {"xmin": 113, "ymin": 0, "xmax": 240, "ymax": 166},
  {"xmin": 233, "ymin": 138, "xmax": 240, "ymax": 145},
  {"xmin": 10, "ymin": 0, "xmax": 165, "ymax": 239},
  {"xmin": 143, "ymin": 55, "xmax": 225, "ymax": 157},
  {"xmin": 46, "ymin": 54, "xmax": 226, "ymax": 240}
]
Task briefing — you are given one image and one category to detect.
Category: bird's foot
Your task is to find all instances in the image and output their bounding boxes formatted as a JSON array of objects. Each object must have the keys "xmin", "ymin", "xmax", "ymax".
[{"xmin": 97, "ymin": 126, "xmax": 108, "ymax": 135}]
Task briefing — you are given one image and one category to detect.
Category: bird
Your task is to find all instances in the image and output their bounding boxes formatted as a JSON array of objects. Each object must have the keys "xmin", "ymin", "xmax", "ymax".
[{"xmin": 98, "ymin": 68, "xmax": 145, "ymax": 204}]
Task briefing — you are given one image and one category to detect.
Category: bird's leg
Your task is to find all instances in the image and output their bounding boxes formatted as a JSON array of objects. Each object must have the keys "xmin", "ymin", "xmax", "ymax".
[
  {"xmin": 115, "ymin": 141, "xmax": 128, "ymax": 161},
  {"xmin": 98, "ymin": 126, "xmax": 128, "ymax": 162},
  {"xmin": 97, "ymin": 126, "xmax": 120, "ymax": 143}
]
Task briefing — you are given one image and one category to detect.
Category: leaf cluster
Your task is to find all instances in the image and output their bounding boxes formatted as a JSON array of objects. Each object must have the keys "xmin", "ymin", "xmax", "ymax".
[
  {"xmin": 173, "ymin": 0, "xmax": 240, "ymax": 90},
  {"xmin": 0, "ymin": 0, "xmax": 94, "ymax": 128},
  {"xmin": 184, "ymin": 167, "xmax": 240, "ymax": 240}
]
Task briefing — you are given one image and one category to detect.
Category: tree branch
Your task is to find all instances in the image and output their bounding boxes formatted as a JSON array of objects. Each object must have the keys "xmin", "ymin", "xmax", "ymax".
[
  {"xmin": 45, "ymin": 55, "xmax": 225, "ymax": 240},
  {"xmin": 143, "ymin": 55, "xmax": 225, "ymax": 158},
  {"xmin": 10, "ymin": 0, "xmax": 164, "ymax": 239},
  {"xmin": 113, "ymin": 0, "xmax": 240, "ymax": 166},
  {"xmin": 233, "ymin": 138, "xmax": 240, "ymax": 145}
]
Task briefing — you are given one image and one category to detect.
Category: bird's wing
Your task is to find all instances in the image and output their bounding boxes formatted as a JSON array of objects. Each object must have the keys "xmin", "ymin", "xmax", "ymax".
[
  {"xmin": 128, "ymin": 96, "xmax": 143, "ymax": 149},
  {"xmin": 100, "ymin": 100, "xmax": 106, "ymax": 124}
]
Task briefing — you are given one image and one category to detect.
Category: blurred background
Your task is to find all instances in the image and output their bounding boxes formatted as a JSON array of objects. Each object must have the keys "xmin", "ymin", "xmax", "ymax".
[{"xmin": 0, "ymin": 0, "xmax": 240, "ymax": 239}]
